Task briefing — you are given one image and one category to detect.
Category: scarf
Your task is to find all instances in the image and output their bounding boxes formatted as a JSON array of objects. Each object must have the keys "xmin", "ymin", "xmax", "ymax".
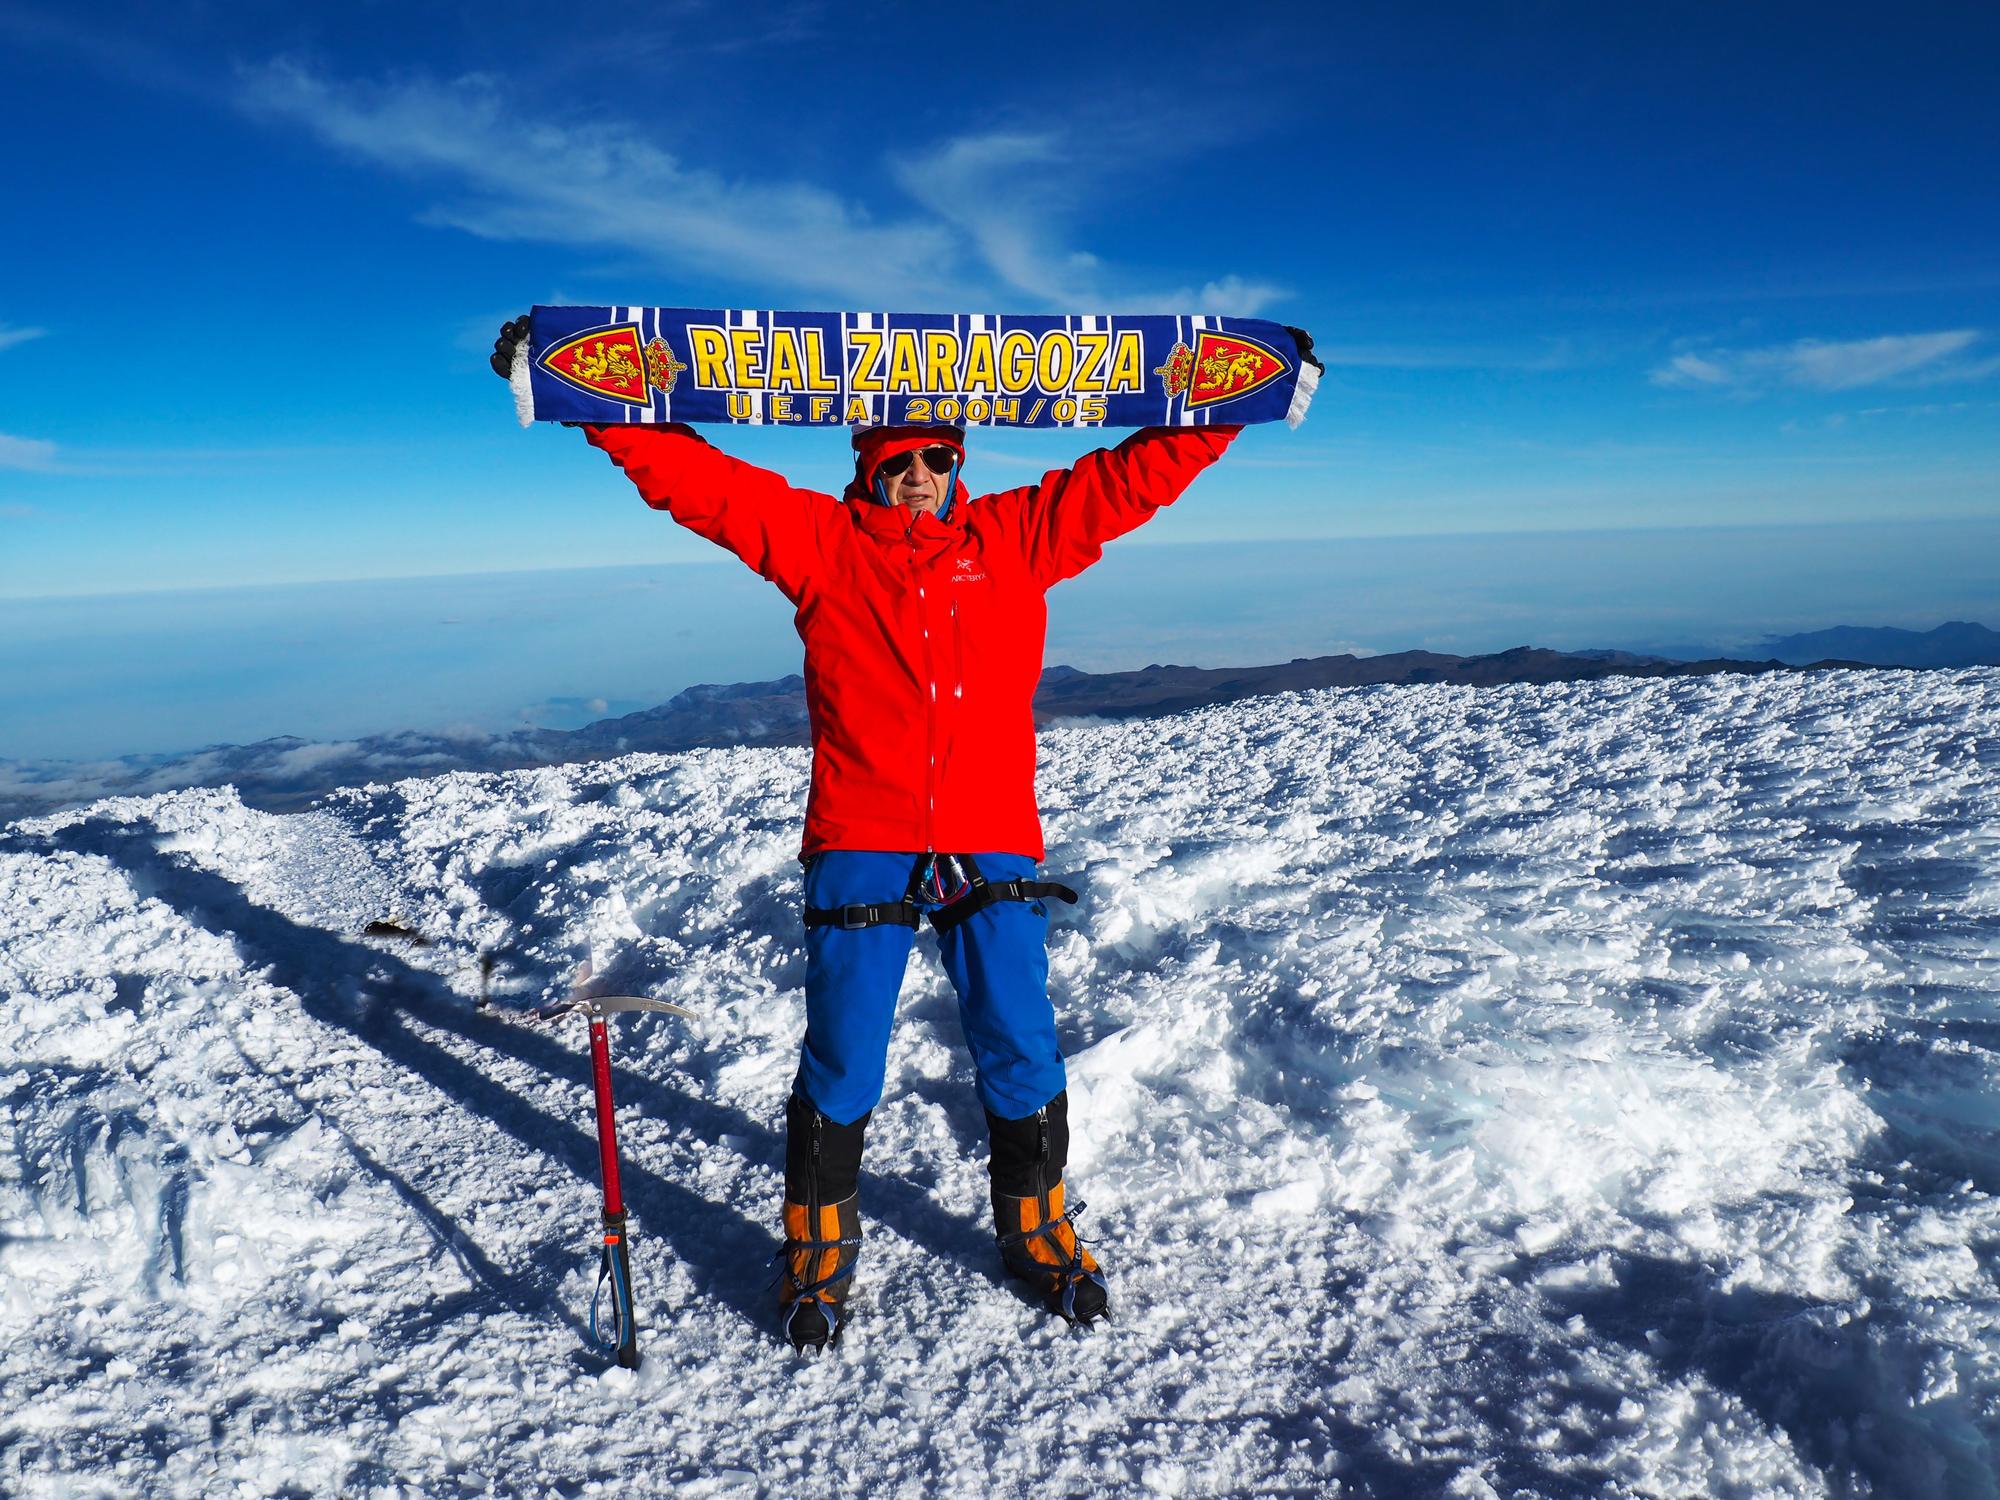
[{"xmin": 509, "ymin": 306, "xmax": 1318, "ymax": 431}]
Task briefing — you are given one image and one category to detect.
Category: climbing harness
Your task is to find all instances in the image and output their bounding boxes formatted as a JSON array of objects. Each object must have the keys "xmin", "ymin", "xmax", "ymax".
[{"xmin": 803, "ymin": 853, "xmax": 1077, "ymax": 933}]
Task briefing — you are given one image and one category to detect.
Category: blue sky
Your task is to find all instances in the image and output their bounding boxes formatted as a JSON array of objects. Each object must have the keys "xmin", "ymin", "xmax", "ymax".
[{"xmin": 1, "ymin": 2, "xmax": 1998, "ymax": 756}]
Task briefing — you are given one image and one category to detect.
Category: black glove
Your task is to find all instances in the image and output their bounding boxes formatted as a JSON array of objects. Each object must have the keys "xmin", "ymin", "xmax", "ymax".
[
  {"xmin": 1283, "ymin": 325, "xmax": 1324, "ymax": 375},
  {"xmin": 490, "ymin": 315, "xmax": 532, "ymax": 380}
]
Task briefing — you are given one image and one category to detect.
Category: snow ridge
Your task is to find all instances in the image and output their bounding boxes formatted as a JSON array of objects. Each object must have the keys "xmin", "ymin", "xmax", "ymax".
[{"xmin": 3, "ymin": 670, "xmax": 1998, "ymax": 1497}]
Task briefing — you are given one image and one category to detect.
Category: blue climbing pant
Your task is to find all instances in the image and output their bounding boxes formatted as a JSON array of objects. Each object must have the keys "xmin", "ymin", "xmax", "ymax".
[{"xmin": 798, "ymin": 850, "xmax": 1066, "ymax": 1126}]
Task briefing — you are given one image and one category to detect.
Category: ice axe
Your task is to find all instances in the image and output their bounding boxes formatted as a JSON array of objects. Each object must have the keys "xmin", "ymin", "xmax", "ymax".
[
  {"xmin": 535, "ymin": 960, "xmax": 694, "ymax": 1370},
  {"xmin": 360, "ymin": 920, "xmax": 692, "ymax": 1370}
]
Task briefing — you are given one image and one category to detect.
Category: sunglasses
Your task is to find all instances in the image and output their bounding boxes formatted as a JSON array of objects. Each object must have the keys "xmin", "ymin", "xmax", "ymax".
[{"xmin": 875, "ymin": 444, "xmax": 960, "ymax": 479}]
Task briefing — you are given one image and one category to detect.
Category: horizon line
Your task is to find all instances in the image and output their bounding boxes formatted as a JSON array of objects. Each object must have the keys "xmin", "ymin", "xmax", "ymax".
[{"xmin": 7, "ymin": 511, "xmax": 2000, "ymax": 605}]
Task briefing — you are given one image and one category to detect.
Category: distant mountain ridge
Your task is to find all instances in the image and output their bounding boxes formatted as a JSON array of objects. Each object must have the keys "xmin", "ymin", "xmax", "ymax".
[
  {"xmin": 1759, "ymin": 621, "xmax": 2000, "ymax": 669},
  {"xmin": 1030, "ymin": 646, "xmax": 1701, "ymax": 720},
  {"xmin": 2, "ymin": 635, "xmax": 1985, "ymax": 822}
]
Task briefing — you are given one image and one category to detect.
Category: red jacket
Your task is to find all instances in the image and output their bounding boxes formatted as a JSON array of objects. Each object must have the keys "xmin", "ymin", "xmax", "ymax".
[{"xmin": 586, "ymin": 423, "xmax": 1238, "ymax": 859}]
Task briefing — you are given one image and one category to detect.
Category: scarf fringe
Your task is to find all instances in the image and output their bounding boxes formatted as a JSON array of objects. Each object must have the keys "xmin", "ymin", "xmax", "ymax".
[
  {"xmin": 1285, "ymin": 360, "xmax": 1319, "ymax": 430},
  {"xmin": 511, "ymin": 337, "xmax": 534, "ymax": 429}
]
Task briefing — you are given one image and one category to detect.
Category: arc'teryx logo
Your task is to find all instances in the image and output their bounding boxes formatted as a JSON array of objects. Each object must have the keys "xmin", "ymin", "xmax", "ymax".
[{"xmin": 950, "ymin": 557, "xmax": 988, "ymax": 583}]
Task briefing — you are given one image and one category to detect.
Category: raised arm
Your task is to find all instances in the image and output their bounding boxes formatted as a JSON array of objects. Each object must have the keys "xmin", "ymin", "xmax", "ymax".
[
  {"xmin": 488, "ymin": 317, "xmax": 833, "ymax": 601},
  {"xmin": 998, "ymin": 424, "xmax": 1241, "ymax": 589},
  {"xmin": 584, "ymin": 424, "xmax": 834, "ymax": 603}
]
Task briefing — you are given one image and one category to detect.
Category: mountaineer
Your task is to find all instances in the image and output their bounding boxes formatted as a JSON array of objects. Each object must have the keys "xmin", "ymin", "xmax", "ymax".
[{"xmin": 492, "ymin": 315, "xmax": 1293, "ymax": 1347}]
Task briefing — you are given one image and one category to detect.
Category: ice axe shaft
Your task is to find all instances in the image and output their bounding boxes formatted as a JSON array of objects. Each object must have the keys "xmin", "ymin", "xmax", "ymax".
[
  {"xmin": 588, "ymin": 1017, "xmax": 626, "ymax": 1219},
  {"xmin": 587, "ymin": 1014, "xmax": 641, "ymax": 1368},
  {"xmin": 557, "ymin": 962, "xmax": 689, "ymax": 1373}
]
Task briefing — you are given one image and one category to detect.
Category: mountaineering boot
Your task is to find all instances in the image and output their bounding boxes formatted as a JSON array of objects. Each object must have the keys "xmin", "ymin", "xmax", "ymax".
[
  {"xmin": 987, "ymin": 1090, "xmax": 1108, "ymax": 1325},
  {"xmin": 778, "ymin": 1195, "xmax": 860, "ymax": 1351},
  {"xmin": 993, "ymin": 1180, "xmax": 1107, "ymax": 1325},
  {"xmin": 776, "ymin": 1091, "xmax": 868, "ymax": 1351}
]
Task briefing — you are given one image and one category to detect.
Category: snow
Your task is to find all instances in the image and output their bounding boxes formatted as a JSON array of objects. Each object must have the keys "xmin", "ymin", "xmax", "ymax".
[{"xmin": 4, "ymin": 668, "xmax": 1998, "ymax": 1498}]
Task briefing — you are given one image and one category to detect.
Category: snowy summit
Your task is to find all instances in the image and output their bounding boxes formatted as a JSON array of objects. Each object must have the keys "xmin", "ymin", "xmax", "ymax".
[{"xmin": 3, "ymin": 669, "xmax": 1998, "ymax": 1497}]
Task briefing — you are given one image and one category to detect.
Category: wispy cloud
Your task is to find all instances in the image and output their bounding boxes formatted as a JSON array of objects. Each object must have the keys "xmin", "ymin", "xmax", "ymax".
[
  {"xmin": 0, "ymin": 434, "xmax": 370, "ymax": 478},
  {"xmin": 237, "ymin": 63, "xmax": 1281, "ymax": 314},
  {"xmin": 1854, "ymin": 399, "xmax": 2000, "ymax": 419},
  {"xmin": 1783, "ymin": 397, "xmax": 2000, "ymax": 433},
  {"xmin": 1653, "ymin": 330, "xmax": 1993, "ymax": 393},
  {"xmin": 238, "ymin": 62, "xmax": 966, "ymax": 306},
  {"xmin": 0, "ymin": 434, "xmax": 59, "ymax": 472},
  {"xmin": 1313, "ymin": 339, "xmax": 1602, "ymax": 373},
  {"xmin": 0, "ymin": 502, "xmax": 38, "ymax": 519},
  {"xmin": 76, "ymin": 445, "xmax": 376, "ymax": 466},
  {"xmin": 0, "ymin": 324, "xmax": 47, "ymax": 353},
  {"xmin": 890, "ymin": 131, "xmax": 1283, "ymax": 315}
]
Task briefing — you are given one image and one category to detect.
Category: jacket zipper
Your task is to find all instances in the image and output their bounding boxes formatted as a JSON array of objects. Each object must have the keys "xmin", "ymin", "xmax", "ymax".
[{"xmin": 910, "ymin": 520, "xmax": 936, "ymax": 852}]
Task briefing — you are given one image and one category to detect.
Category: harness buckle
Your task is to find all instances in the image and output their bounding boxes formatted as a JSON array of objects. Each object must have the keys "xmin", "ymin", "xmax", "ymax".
[{"xmin": 838, "ymin": 903, "xmax": 873, "ymax": 931}]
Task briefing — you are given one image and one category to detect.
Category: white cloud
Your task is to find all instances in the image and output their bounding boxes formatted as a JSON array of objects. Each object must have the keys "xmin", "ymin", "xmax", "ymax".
[
  {"xmin": 891, "ymin": 130, "xmax": 1284, "ymax": 315},
  {"xmin": 0, "ymin": 433, "xmax": 58, "ymax": 471},
  {"xmin": 1315, "ymin": 339, "xmax": 1600, "ymax": 373},
  {"xmin": 0, "ymin": 324, "xmax": 47, "ymax": 353},
  {"xmin": 1786, "ymin": 331, "xmax": 1981, "ymax": 388},
  {"xmin": 0, "ymin": 438, "xmax": 368, "ymax": 479},
  {"xmin": 1854, "ymin": 399, "xmax": 1997, "ymax": 419},
  {"xmin": 1656, "ymin": 352, "xmax": 1731, "ymax": 386},
  {"xmin": 1652, "ymin": 330, "xmax": 1988, "ymax": 393},
  {"xmin": 238, "ymin": 63, "xmax": 1282, "ymax": 315},
  {"xmin": 239, "ymin": 62, "xmax": 964, "ymax": 306}
]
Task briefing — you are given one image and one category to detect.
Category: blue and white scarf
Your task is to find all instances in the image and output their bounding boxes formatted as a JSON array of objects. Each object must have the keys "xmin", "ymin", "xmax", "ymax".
[{"xmin": 509, "ymin": 306, "xmax": 1318, "ymax": 430}]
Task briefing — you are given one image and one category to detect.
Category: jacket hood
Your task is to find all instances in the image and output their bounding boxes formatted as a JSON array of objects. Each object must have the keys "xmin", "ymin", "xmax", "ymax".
[{"xmin": 842, "ymin": 423, "xmax": 969, "ymax": 507}]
